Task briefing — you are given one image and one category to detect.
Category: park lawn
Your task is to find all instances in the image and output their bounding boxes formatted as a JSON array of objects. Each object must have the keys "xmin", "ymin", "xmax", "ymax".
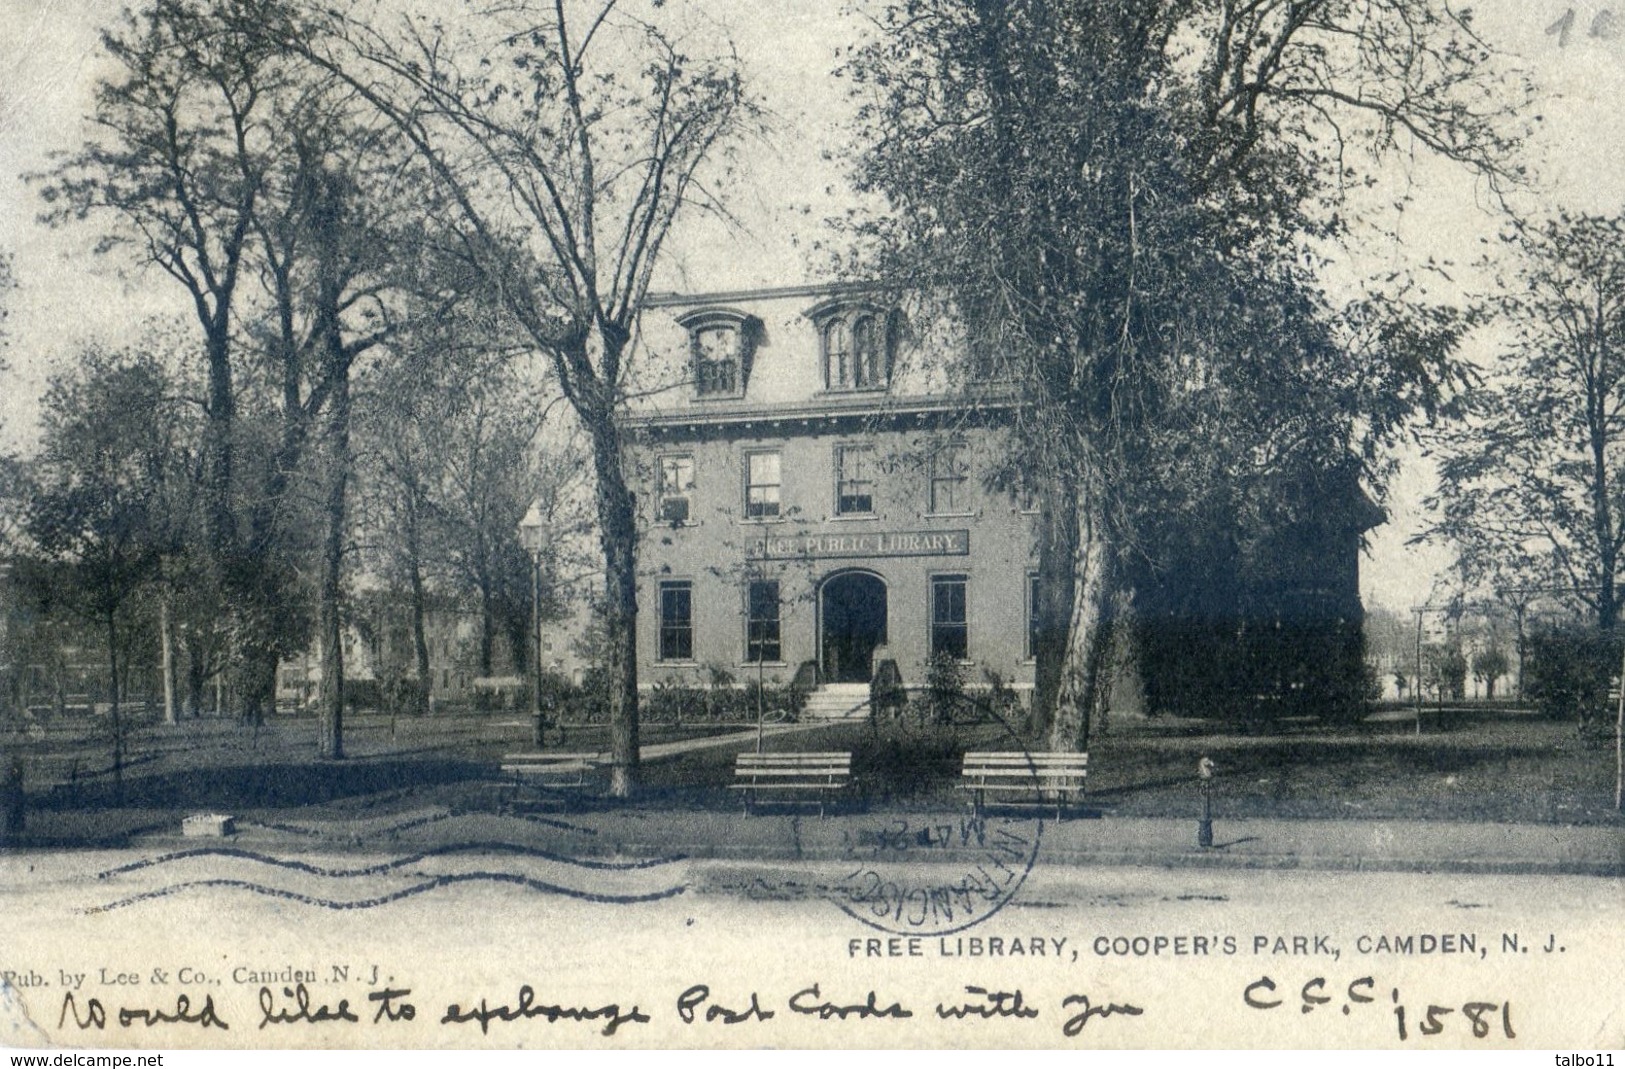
[{"xmin": 4, "ymin": 701, "xmax": 1620, "ymax": 829}]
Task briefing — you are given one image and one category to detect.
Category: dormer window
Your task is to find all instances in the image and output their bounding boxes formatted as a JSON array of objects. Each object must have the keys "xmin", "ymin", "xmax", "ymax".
[
  {"xmin": 695, "ymin": 325, "xmax": 738, "ymax": 395},
  {"xmin": 676, "ymin": 308, "xmax": 759, "ymax": 400},
  {"xmin": 809, "ymin": 300, "xmax": 894, "ymax": 392}
]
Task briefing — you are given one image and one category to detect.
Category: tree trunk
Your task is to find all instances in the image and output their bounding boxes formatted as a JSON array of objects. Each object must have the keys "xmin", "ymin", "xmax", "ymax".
[
  {"xmin": 589, "ymin": 413, "xmax": 640, "ymax": 798},
  {"xmin": 478, "ymin": 578, "xmax": 496, "ymax": 677},
  {"xmin": 1033, "ymin": 478, "xmax": 1118, "ymax": 752},
  {"xmin": 408, "ymin": 499, "xmax": 432, "ymax": 717},
  {"xmin": 184, "ymin": 631, "xmax": 206, "ymax": 717},
  {"xmin": 317, "ymin": 368, "xmax": 351, "ymax": 760},
  {"xmin": 159, "ymin": 594, "xmax": 178, "ymax": 726},
  {"xmin": 239, "ymin": 650, "xmax": 276, "ymax": 725},
  {"xmin": 105, "ymin": 609, "xmax": 123, "ymax": 801},
  {"xmin": 202, "ymin": 327, "xmax": 237, "ymax": 565}
]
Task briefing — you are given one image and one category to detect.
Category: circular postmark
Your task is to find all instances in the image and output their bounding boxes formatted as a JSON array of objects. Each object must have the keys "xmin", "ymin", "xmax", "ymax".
[
  {"xmin": 830, "ymin": 810, "xmax": 1043, "ymax": 936},
  {"xmin": 828, "ymin": 713, "xmax": 1051, "ymax": 937}
]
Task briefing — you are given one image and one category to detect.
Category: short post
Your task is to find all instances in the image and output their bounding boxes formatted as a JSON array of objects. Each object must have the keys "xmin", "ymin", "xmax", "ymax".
[
  {"xmin": 517, "ymin": 502, "xmax": 549, "ymax": 749},
  {"xmin": 2, "ymin": 755, "xmax": 24, "ymax": 836},
  {"xmin": 1197, "ymin": 755, "xmax": 1215, "ymax": 848}
]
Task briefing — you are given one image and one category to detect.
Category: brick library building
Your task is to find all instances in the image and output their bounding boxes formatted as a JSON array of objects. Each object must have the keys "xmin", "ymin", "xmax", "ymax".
[
  {"xmin": 622, "ymin": 283, "xmax": 1376, "ymax": 720},
  {"xmin": 622, "ymin": 284, "xmax": 1042, "ymax": 708}
]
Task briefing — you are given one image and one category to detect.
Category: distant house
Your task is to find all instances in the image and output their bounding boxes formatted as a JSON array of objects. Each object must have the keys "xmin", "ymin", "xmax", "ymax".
[{"xmin": 275, "ymin": 595, "xmax": 503, "ymax": 712}]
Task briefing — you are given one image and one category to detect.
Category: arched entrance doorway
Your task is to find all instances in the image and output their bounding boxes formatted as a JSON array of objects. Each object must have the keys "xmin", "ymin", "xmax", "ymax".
[{"xmin": 820, "ymin": 571, "xmax": 888, "ymax": 683}]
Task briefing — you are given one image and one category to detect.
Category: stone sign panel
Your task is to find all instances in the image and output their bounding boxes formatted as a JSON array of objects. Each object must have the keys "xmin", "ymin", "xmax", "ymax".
[{"xmin": 751, "ymin": 528, "xmax": 971, "ymax": 560}]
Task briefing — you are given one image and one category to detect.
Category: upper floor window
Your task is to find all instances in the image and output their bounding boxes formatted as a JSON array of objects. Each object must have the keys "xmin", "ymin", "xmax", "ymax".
[
  {"xmin": 745, "ymin": 450, "xmax": 781, "ymax": 520},
  {"xmin": 835, "ymin": 444, "xmax": 875, "ymax": 516},
  {"xmin": 929, "ymin": 441, "xmax": 971, "ymax": 514},
  {"xmin": 694, "ymin": 325, "xmax": 738, "ymax": 396},
  {"xmin": 677, "ymin": 308, "xmax": 759, "ymax": 400},
  {"xmin": 810, "ymin": 300, "xmax": 894, "ymax": 392},
  {"xmin": 657, "ymin": 453, "xmax": 694, "ymax": 524}
]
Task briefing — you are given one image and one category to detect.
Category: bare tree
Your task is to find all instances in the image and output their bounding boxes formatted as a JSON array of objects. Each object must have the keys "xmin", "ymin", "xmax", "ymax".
[{"xmin": 261, "ymin": 0, "xmax": 757, "ymax": 794}]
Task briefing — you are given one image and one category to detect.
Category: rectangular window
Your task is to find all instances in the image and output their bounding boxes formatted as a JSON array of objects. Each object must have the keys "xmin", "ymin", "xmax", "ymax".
[
  {"xmin": 836, "ymin": 444, "xmax": 875, "ymax": 515},
  {"xmin": 931, "ymin": 574, "xmax": 969, "ymax": 661},
  {"xmin": 657, "ymin": 453, "xmax": 695, "ymax": 524},
  {"xmin": 745, "ymin": 451, "xmax": 781, "ymax": 519},
  {"xmin": 658, "ymin": 581, "xmax": 693, "ymax": 661},
  {"xmin": 1026, "ymin": 573, "xmax": 1040, "ymax": 660},
  {"xmin": 746, "ymin": 580, "xmax": 782, "ymax": 663},
  {"xmin": 929, "ymin": 441, "xmax": 970, "ymax": 514}
]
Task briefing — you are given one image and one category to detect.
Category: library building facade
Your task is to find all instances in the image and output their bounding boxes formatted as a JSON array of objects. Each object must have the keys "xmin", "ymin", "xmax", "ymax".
[{"xmin": 622, "ymin": 284, "xmax": 1040, "ymax": 697}]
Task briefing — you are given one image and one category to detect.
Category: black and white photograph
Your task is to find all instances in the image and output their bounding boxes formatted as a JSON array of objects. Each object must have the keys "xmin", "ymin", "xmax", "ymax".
[{"xmin": 0, "ymin": 0, "xmax": 1621, "ymax": 1052}]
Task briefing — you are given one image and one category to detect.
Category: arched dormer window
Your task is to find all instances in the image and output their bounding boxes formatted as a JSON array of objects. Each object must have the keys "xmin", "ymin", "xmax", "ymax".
[
  {"xmin": 808, "ymin": 299, "xmax": 895, "ymax": 392},
  {"xmin": 676, "ymin": 307, "xmax": 760, "ymax": 400}
]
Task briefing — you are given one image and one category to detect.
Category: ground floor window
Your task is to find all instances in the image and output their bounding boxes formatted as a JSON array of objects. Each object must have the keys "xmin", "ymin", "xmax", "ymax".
[
  {"xmin": 746, "ymin": 579, "xmax": 782, "ymax": 663},
  {"xmin": 1026, "ymin": 572, "xmax": 1040, "ymax": 660},
  {"xmin": 659, "ymin": 581, "xmax": 693, "ymax": 661},
  {"xmin": 930, "ymin": 574, "xmax": 968, "ymax": 660}
]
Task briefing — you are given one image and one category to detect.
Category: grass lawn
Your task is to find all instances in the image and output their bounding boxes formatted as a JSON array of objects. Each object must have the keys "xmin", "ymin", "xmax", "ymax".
[{"xmin": 3, "ymin": 700, "xmax": 1620, "ymax": 827}]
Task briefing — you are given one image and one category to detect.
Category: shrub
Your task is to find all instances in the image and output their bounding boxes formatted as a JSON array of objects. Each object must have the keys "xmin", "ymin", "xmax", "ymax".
[
  {"xmin": 643, "ymin": 680, "xmax": 703, "ymax": 724},
  {"xmin": 1523, "ymin": 622, "xmax": 1619, "ymax": 733},
  {"xmin": 925, "ymin": 651, "xmax": 967, "ymax": 725},
  {"xmin": 852, "ymin": 717, "xmax": 963, "ymax": 799},
  {"xmin": 870, "ymin": 659, "xmax": 906, "ymax": 721}
]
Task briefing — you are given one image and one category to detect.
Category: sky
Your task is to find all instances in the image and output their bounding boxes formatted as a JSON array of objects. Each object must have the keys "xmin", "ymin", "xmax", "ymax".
[{"xmin": 5, "ymin": 0, "xmax": 1625, "ymax": 612}]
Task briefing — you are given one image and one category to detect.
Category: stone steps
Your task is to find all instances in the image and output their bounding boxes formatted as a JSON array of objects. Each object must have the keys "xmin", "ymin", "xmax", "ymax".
[{"xmin": 800, "ymin": 684, "xmax": 871, "ymax": 720}]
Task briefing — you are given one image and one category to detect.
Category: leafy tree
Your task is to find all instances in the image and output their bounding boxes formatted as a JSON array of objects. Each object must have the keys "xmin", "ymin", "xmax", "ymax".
[
  {"xmin": 1430, "ymin": 211, "xmax": 1625, "ymax": 632},
  {"xmin": 37, "ymin": 0, "xmax": 283, "ymax": 567},
  {"xmin": 845, "ymin": 0, "xmax": 1524, "ymax": 747},
  {"xmin": 262, "ymin": 0, "xmax": 758, "ymax": 794},
  {"xmin": 243, "ymin": 73, "xmax": 444, "ymax": 756},
  {"xmin": 357, "ymin": 319, "xmax": 586, "ymax": 717},
  {"xmin": 41, "ymin": 1, "xmax": 447, "ymax": 753},
  {"xmin": 1421, "ymin": 642, "xmax": 1467, "ymax": 701},
  {"xmin": 22, "ymin": 348, "xmax": 194, "ymax": 785},
  {"xmin": 1472, "ymin": 646, "xmax": 1509, "ymax": 699}
]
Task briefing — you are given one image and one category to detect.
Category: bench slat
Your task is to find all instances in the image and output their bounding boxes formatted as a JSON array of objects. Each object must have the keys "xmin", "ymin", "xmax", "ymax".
[
  {"xmin": 732, "ymin": 750, "xmax": 852, "ymax": 817},
  {"xmin": 960, "ymin": 751, "xmax": 1088, "ymax": 820}
]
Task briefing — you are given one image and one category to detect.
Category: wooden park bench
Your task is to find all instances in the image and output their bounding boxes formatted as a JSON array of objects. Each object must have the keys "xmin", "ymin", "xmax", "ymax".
[
  {"xmin": 499, "ymin": 752, "xmax": 605, "ymax": 802},
  {"xmin": 731, "ymin": 751, "xmax": 852, "ymax": 817},
  {"xmin": 959, "ymin": 751, "xmax": 1089, "ymax": 820}
]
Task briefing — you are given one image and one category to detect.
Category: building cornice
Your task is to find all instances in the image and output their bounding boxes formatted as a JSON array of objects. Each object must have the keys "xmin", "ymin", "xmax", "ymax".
[
  {"xmin": 621, "ymin": 390, "xmax": 1020, "ymax": 440},
  {"xmin": 643, "ymin": 281, "xmax": 874, "ymax": 309}
]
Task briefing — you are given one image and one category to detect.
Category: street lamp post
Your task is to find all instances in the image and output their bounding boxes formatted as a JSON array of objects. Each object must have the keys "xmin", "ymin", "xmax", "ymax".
[{"xmin": 517, "ymin": 502, "xmax": 549, "ymax": 749}]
